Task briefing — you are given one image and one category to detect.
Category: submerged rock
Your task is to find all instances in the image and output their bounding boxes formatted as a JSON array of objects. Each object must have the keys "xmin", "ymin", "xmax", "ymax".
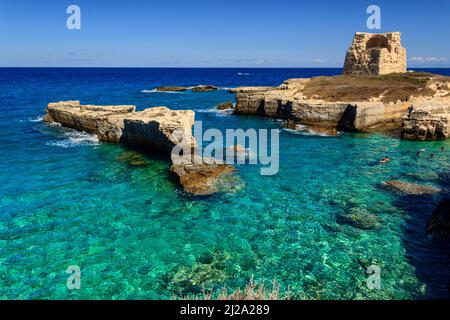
[
  {"xmin": 191, "ymin": 85, "xmax": 218, "ymax": 92},
  {"xmin": 427, "ymin": 199, "xmax": 450, "ymax": 239},
  {"xmin": 44, "ymin": 101, "xmax": 235, "ymax": 195},
  {"xmin": 117, "ymin": 151, "xmax": 148, "ymax": 167},
  {"xmin": 283, "ymin": 119, "xmax": 338, "ymax": 136},
  {"xmin": 383, "ymin": 180, "xmax": 441, "ymax": 195},
  {"xmin": 216, "ymin": 101, "xmax": 234, "ymax": 110},
  {"xmin": 337, "ymin": 207, "xmax": 382, "ymax": 230}
]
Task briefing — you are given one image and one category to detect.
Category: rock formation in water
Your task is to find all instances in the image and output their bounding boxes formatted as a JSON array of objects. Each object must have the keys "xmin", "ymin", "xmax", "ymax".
[
  {"xmin": 343, "ymin": 32, "xmax": 407, "ymax": 76},
  {"xmin": 228, "ymin": 86, "xmax": 277, "ymax": 93},
  {"xmin": 170, "ymin": 156, "xmax": 234, "ymax": 196},
  {"xmin": 232, "ymin": 72, "xmax": 450, "ymax": 139},
  {"xmin": 216, "ymin": 101, "xmax": 234, "ymax": 110},
  {"xmin": 191, "ymin": 85, "xmax": 217, "ymax": 92},
  {"xmin": 44, "ymin": 101, "xmax": 233, "ymax": 195}
]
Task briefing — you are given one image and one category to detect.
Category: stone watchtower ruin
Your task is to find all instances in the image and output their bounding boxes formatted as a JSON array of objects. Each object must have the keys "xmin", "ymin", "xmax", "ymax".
[{"xmin": 343, "ymin": 32, "xmax": 407, "ymax": 76}]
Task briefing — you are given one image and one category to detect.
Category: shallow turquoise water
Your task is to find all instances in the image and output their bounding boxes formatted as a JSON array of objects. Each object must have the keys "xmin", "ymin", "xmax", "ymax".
[{"xmin": 0, "ymin": 68, "xmax": 449, "ymax": 299}]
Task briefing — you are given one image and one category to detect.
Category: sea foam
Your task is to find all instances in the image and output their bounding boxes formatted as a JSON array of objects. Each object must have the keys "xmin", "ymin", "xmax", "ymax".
[{"xmin": 47, "ymin": 128, "xmax": 99, "ymax": 148}]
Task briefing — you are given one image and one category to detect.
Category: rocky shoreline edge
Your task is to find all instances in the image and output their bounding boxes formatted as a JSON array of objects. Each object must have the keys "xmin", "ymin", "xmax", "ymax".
[{"xmin": 230, "ymin": 72, "xmax": 450, "ymax": 140}]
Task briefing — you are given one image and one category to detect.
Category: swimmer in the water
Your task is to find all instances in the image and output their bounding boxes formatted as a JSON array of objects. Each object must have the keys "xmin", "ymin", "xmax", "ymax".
[
  {"xmin": 441, "ymin": 147, "xmax": 445, "ymax": 152},
  {"xmin": 431, "ymin": 153, "xmax": 435, "ymax": 158},
  {"xmin": 379, "ymin": 157, "xmax": 391, "ymax": 164}
]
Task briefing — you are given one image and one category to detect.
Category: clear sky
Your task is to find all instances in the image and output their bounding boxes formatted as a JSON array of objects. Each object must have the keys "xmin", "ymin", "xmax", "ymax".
[{"xmin": 1, "ymin": 0, "xmax": 449, "ymax": 67}]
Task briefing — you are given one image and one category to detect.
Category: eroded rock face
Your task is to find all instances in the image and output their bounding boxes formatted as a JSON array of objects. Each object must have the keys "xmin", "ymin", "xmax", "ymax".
[
  {"xmin": 44, "ymin": 101, "xmax": 233, "ymax": 195},
  {"xmin": 343, "ymin": 32, "xmax": 407, "ymax": 76},
  {"xmin": 338, "ymin": 207, "xmax": 382, "ymax": 230},
  {"xmin": 120, "ymin": 107, "xmax": 196, "ymax": 153},
  {"xmin": 401, "ymin": 101, "xmax": 450, "ymax": 140}
]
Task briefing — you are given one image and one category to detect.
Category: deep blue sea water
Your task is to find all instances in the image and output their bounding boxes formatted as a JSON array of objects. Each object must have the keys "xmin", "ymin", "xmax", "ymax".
[{"xmin": 0, "ymin": 67, "xmax": 449, "ymax": 299}]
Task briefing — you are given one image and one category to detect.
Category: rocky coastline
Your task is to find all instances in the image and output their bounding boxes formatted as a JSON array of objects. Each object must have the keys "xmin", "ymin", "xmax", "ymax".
[{"xmin": 230, "ymin": 32, "xmax": 449, "ymax": 140}]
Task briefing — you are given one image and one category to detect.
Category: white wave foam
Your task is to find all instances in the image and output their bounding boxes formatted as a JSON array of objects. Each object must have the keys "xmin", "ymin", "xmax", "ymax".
[
  {"xmin": 29, "ymin": 116, "xmax": 44, "ymax": 122},
  {"xmin": 196, "ymin": 108, "xmax": 234, "ymax": 116},
  {"xmin": 237, "ymin": 72, "xmax": 251, "ymax": 76},
  {"xmin": 47, "ymin": 129, "xmax": 99, "ymax": 148},
  {"xmin": 217, "ymin": 86, "xmax": 234, "ymax": 91},
  {"xmin": 141, "ymin": 89, "xmax": 184, "ymax": 94}
]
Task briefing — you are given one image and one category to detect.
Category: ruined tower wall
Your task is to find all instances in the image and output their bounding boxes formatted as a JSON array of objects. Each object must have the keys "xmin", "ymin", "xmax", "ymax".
[{"xmin": 343, "ymin": 32, "xmax": 407, "ymax": 76}]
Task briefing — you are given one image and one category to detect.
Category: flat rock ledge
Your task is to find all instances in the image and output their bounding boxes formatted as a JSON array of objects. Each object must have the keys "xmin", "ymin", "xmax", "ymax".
[
  {"xmin": 44, "ymin": 101, "xmax": 233, "ymax": 195},
  {"xmin": 231, "ymin": 73, "xmax": 450, "ymax": 140}
]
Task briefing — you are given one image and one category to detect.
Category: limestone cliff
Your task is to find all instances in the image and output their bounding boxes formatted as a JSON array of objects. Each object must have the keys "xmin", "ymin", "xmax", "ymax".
[
  {"xmin": 401, "ymin": 100, "xmax": 450, "ymax": 140},
  {"xmin": 343, "ymin": 32, "xmax": 407, "ymax": 76}
]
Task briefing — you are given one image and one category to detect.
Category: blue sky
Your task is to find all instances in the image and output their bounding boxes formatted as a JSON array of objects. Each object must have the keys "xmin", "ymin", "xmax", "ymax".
[{"xmin": 1, "ymin": 0, "xmax": 449, "ymax": 67}]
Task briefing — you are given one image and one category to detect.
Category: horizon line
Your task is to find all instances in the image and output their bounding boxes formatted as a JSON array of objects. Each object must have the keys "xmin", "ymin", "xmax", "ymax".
[{"xmin": 1, "ymin": 66, "xmax": 448, "ymax": 69}]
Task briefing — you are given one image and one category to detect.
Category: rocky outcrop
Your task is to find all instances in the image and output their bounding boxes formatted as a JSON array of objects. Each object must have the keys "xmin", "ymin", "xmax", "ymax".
[
  {"xmin": 154, "ymin": 85, "xmax": 218, "ymax": 92},
  {"xmin": 44, "ymin": 101, "xmax": 233, "ymax": 195},
  {"xmin": 337, "ymin": 207, "xmax": 382, "ymax": 230},
  {"xmin": 156, "ymin": 86, "xmax": 188, "ymax": 92},
  {"xmin": 232, "ymin": 73, "xmax": 450, "ymax": 138},
  {"xmin": 119, "ymin": 107, "xmax": 197, "ymax": 153},
  {"xmin": 427, "ymin": 199, "xmax": 450, "ymax": 239},
  {"xmin": 216, "ymin": 101, "xmax": 234, "ymax": 110},
  {"xmin": 343, "ymin": 32, "xmax": 407, "ymax": 76},
  {"xmin": 383, "ymin": 180, "xmax": 441, "ymax": 195},
  {"xmin": 401, "ymin": 100, "xmax": 450, "ymax": 140},
  {"xmin": 44, "ymin": 101, "xmax": 136, "ymax": 134}
]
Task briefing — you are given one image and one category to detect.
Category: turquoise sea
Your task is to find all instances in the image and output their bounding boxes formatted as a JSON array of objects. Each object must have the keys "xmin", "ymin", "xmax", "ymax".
[{"xmin": 0, "ymin": 68, "xmax": 449, "ymax": 299}]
